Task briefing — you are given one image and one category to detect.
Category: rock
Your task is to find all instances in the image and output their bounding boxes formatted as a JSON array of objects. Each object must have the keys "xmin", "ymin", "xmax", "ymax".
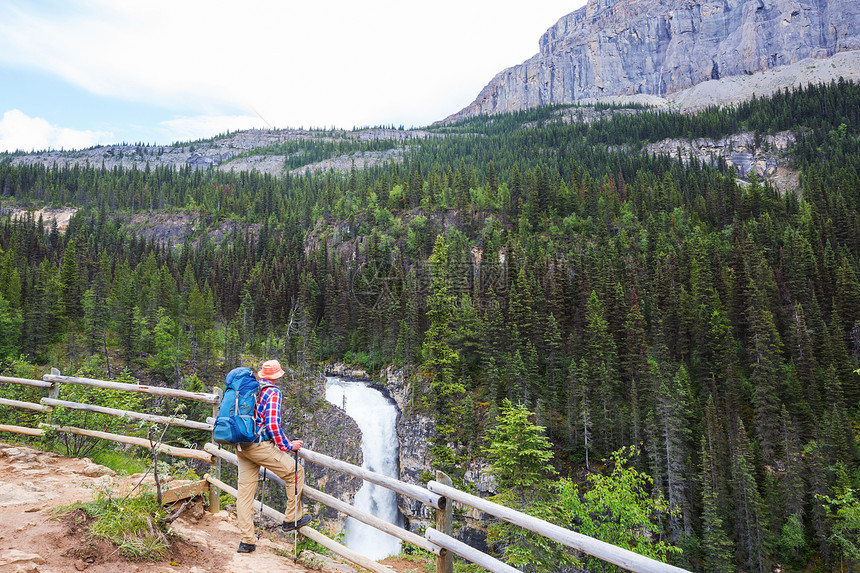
[
  {"xmin": 189, "ymin": 499, "xmax": 206, "ymax": 521},
  {"xmin": 6, "ymin": 448, "xmax": 38, "ymax": 464},
  {"xmin": 80, "ymin": 462, "xmax": 115, "ymax": 478},
  {"xmin": 325, "ymin": 362, "xmax": 370, "ymax": 380},
  {"xmin": 463, "ymin": 460, "xmax": 496, "ymax": 496},
  {"xmin": 0, "ymin": 549, "xmax": 46, "ymax": 568},
  {"xmin": 446, "ymin": 0, "xmax": 860, "ymax": 121}
]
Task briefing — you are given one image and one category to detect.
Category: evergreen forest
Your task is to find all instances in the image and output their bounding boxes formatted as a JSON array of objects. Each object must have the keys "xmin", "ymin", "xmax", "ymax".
[{"xmin": 1, "ymin": 79, "xmax": 860, "ymax": 572}]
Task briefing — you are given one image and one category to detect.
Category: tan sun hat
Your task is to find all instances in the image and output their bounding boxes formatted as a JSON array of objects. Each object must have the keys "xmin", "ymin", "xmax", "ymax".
[{"xmin": 258, "ymin": 359, "xmax": 285, "ymax": 380}]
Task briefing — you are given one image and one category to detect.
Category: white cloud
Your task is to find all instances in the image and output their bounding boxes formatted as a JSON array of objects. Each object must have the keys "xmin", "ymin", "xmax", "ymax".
[
  {"xmin": 0, "ymin": 109, "xmax": 109, "ymax": 152},
  {"xmin": 155, "ymin": 114, "xmax": 269, "ymax": 144},
  {"xmin": 0, "ymin": 1, "xmax": 583, "ymax": 137}
]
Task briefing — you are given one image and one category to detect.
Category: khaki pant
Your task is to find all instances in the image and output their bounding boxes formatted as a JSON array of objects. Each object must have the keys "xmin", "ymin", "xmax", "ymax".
[{"xmin": 236, "ymin": 441, "xmax": 305, "ymax": 544}]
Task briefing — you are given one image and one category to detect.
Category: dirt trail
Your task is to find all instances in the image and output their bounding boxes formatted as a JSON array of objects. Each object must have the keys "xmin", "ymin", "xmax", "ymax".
[{"xmin": 0, "ymin": 442, "xmax": 362, "ymax": 573}]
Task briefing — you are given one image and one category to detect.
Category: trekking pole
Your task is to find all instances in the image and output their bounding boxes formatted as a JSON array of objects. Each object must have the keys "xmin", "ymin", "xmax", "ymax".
[
  {"xmin": 257, "ymin": 468, "xmax": 267, "ymax": 540},
  {"xmin": 294, "ymin": 448, "xmax": 299, "ymax": 561}
]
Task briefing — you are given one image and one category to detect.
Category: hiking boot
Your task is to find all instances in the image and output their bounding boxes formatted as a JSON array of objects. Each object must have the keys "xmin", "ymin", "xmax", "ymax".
[
  {"xmin": 237, "ymin": 542, "xmax": 256, "ymax": 553},
  {"xmin": 282, "ymin": 515, "xmax": 312, "ymax": 531}
]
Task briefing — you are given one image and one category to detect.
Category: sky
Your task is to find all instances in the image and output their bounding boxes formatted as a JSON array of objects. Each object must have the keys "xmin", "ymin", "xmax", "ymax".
[{"xmin": 0, "ymin": 0, "xmax": 585, "ymax": 153}]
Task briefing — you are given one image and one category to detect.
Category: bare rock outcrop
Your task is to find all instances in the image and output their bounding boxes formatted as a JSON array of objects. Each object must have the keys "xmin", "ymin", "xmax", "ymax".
[
  {"xmin": 8, "ymin": 127, "xmax": 435, "ymax": 176},
  {"xmin": 448, "ymin": 0, "xmax": 860, "ymax": 121},
  {"xmin": 643, "ymin": 130, "xmax": 795, "ymax": 175}
]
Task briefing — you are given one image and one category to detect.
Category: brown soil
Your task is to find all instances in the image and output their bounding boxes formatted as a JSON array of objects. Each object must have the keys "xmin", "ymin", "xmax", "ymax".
[
  {"xmin": 378, "ymin": 556, "xmax": 427, "ymax": 572},
  {"xmin": 0, "ymin": 441, "xmax": 412, "ymax": 573}
]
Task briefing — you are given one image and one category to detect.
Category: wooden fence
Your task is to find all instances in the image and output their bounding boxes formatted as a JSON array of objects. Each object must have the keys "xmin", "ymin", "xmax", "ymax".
[{"xmin": 0, "ymin": 370, "xmax": 691, "ymax": 573}]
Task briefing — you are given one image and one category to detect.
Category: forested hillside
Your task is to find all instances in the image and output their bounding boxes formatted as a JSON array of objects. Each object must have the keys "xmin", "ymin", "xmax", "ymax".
[{"xmin": 1, "ymin": 80, "xmax": 859, "ymax": 572}]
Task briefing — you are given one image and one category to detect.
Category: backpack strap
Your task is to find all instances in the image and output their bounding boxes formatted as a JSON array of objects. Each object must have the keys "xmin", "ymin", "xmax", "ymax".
[{"xmin": 254, "ymin": 383, "xmax": 278, "ymax": 443}]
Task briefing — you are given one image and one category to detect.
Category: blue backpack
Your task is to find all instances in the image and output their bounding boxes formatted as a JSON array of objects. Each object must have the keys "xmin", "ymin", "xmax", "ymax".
[{"xmin": 212, "ymin": 367, "xmax": 274, "ymax": 445}]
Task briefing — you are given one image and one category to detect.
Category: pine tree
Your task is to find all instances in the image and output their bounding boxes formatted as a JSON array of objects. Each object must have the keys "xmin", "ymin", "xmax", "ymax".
[
  {"xmin": 423, "ymin": 235, "xmax": 469, "ymax": 476},
  {"xmin": 654, "ymin": 364, "xmax": 693, "ymax": 538},
  {"xmin": 776, "ymin": 406, "xmax": 808, "ymax": 563},
  {"xmin": 0, "ymin": 247, "xmax": 22, "ymax": 308},
  {"xmin": 484, "ymin": 400, "xmax": 573, "ymax": 571},
  {"xmin": 508, "ymin": 265, "xmax": 534, "ymax": 346},
  {"xmin": 450, "ymin": 292, "xmax": 481, "ymax": 380},
  {"xmin": 483, "ymin": 399, "xmax": 557, "ymax": 490},
  {"xmin": 0, "ymin": 293, "xmax": 23, "ymax": 360},
  {"xmin": 804, "ymin": 440, "xmax": 833, "ymax": 562},
  {"xmin": 731, "ymin": 419, "xmax": 769, "ymax": 572},
  {"xmin": 746, "ymin": 275, "xmax": 785, "ymax": 464},
  {"xmin": 59, "ymin": 238, "xmax": 82, "ymax": 321},
  {"xmin": 544, "ymin": 312, "xmax": 564, "ymax": 411},
  {"xmin": 509, "ymin": 164, "xmax": 523, "ymax": 221},
  {"xmin": 82, "ymin": 253, "xmax": 112, "ymax": 368},
  {"xmin": 112, "ymin": 261, "xmax": 139, "ymax": 364},
  {"xmin": 698, "ymin": 435, "xmax": 734, "ymax": 573}
]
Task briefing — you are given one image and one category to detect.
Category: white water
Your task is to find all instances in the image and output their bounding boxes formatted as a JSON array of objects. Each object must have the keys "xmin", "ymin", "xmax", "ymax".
[{"xmin": 325, "ymin": 376, "xmax": 403, "ymax": 560}]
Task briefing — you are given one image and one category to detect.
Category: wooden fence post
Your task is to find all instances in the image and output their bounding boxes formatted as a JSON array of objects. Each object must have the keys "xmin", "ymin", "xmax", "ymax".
[
  {"xmin": 48, "ymin": 368, "xmax": 61, "ymax": 401},
  {"xmin": 208, "ymin": 386, "xmax": 222, "ymax": 513},
  {"xmin": 435, "ymin": 470, "xmax": 453, "ymax": 573}
]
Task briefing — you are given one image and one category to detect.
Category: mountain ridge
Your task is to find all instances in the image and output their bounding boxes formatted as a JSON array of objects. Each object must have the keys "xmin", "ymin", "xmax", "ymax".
[{"xmin": 445, "ymin": 0, "xmax": 860, "ymax": 121}]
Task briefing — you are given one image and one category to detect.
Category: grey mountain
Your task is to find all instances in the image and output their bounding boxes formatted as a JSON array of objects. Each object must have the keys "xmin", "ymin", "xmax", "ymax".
[{"xmin": 446, "ymin": 0, "xmax": 860, "ymax": 121}]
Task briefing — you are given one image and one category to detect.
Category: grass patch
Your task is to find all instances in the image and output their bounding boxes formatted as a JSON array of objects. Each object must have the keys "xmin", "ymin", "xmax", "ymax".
[
  {"xmin": 90, "ymin": 449, "xmax": 150, "ymax": 475},
  {"xmin": 55, "ymin": 487, "xmax": 169, "ymax": 561}
]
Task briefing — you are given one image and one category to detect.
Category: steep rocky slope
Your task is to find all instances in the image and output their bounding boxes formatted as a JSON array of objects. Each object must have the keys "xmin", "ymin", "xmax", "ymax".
[{"xmin": 447, "ymin": 0, "xmax": 860, "ymax": 121}]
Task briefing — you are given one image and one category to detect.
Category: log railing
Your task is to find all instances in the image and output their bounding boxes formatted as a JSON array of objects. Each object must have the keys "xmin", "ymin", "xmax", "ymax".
[
  {"xmin": 0, "ymin": 370, "xmax": 691, "ymax": 573},
  {"xmin": 426, "ymin": 480, "xmax": 690, "ymax": 573}
]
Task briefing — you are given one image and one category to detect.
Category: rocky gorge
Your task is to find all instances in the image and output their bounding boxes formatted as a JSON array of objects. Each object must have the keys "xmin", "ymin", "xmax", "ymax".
[{"xmin": 325, "ymin": 363, "xmax": 497, "ymax": 551}]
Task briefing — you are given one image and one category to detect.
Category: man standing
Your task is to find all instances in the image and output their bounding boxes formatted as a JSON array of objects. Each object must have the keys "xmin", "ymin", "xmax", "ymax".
[{"xmin": 236, "ymin": 359, "xmax": 311, "ymax": 553}]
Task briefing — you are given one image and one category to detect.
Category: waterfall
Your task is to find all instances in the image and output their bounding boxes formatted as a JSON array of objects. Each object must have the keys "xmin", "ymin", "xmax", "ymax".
[{"xmin": 325, "ymin": 376, "xmax": 403, "ymax": 560}]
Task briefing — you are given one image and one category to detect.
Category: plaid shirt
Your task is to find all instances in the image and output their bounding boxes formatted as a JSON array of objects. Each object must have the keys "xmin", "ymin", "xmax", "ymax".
[{"xmin": 256, "ymin": 384, "xmax": 293, "ymax": 451}]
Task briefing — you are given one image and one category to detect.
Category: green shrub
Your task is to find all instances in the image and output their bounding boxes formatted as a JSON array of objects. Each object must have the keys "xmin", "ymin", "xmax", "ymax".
[
  {"xmin": 55, "ymin": 486, "xmax": 169, "ymax": 561},
  {"xmin": 90, "ymin": 449, "xmax": 149, "ymax": 475}
]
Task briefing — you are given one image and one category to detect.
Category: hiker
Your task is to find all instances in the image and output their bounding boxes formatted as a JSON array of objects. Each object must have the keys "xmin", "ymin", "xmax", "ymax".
[{"xmin": 236, "ymin": 359, "xmax": 311, "ymax": 553}]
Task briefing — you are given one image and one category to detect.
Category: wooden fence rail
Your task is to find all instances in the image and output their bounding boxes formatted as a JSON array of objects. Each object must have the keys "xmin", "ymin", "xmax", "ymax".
[
  {"xmin": 426, "ymin": 481, "xmax": 691, "ymax": 573},
  {"xmin": 42, "ymin": 424, "xmax": 213, "ymax": 462},
  {"xmin": 41, "ymin": 373, "xmax": 219, "ymax": 403},
  {"xmin": 203, "ymin": 443, "xmax": 443, "ymax": 556},
  {"xmin": 297, "ymin": 445, "xmax": 445, "ymax": 510},
  {"xmin": 0, "ymin": 375, "xmax": 52, "ymax": 388},
  {"xmin": 40, "ymin": 397, "xmax": 213, "ymax": 431},
  {"xmin": 0, "ymin": 423, "xmax": 44, "ymax": 437},
  {"xmin": 0, "ymin": 398, "xmax": 51, "ymax": 412},
  {"xmin": 425, "ymin": 527, "xmax": 519, "ymax": 573},
  {"xmin": 0, "ymin": 370, "xmax": 693, "ymax": 573}
]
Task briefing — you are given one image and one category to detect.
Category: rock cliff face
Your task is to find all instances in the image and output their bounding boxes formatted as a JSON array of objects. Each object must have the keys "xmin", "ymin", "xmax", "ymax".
[
  {"xmin": 640, "ymin": 130, "xmax": 795, "ymax": 177},
  {"xmin": 378, "ymin": 366, "xmax": 496, "ymax": 546},
  {"xmin": 449, "ymin": 0, "xmax": 860, "ymax": 120},
  {"xmin": 375, "ymin": 366, "xmax": 437, "ymax": 532}
]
